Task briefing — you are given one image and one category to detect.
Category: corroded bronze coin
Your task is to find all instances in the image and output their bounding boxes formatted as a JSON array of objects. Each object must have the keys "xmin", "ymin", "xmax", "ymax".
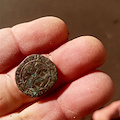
[{"xmin": 15, "ymin": 54, "xmax": 58, "ymax": 97}]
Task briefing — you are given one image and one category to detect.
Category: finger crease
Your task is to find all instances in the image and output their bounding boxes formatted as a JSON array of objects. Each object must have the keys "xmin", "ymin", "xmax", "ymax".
[
  {"xmin": 5, "ymin": 73, "xmax": 18, "ymax": 101},
  {"xmin": 56, "ymin": 99, "xmax": 69, "ymax": 120},
  {"xmin": 10, "ymin": 28, "xmax": 23, "ymax": 56},
  {"xmin": 57, "ymin": 98, "xmax": 78, "ymax": 120}
]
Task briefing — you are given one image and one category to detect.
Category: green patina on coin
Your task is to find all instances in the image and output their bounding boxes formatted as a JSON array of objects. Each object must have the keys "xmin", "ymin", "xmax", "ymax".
[{"xmin": 15, "ymin": 54, "xmax": 58, "ymax": 97}]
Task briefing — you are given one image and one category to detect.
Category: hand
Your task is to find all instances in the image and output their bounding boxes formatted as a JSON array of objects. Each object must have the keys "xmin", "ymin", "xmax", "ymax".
[
  {"xmin": 93, "ymin": 101, "xmax": 120, "ymax": 120},
  {"xmin": 0, "ymin": 16, "xmax": 114, "ymax": 120}
]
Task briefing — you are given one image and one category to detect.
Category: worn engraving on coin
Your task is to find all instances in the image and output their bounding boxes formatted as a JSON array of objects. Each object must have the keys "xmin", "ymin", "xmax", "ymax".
[{"xmin": 15, "ymin": 54, "xmax": 58, "ymax": 97}]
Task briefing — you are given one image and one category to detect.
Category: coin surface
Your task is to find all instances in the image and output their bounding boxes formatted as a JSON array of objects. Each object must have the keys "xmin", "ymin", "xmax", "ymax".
[{"xmin": 15, "ymin": 54, "xmax": 58, "ymax": 97}]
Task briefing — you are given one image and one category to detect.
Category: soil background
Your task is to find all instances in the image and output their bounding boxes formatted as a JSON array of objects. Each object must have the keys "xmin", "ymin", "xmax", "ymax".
[{"xmin": 0, "ymin": 0, "xmax": 120, "ymax": 119}]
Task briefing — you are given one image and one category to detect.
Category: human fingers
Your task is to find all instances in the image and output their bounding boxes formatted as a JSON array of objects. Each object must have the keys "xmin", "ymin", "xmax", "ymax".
[
  {"xmin": 93, "ymin": 101, "xmax": 120, "ymax": 120},
  {"xmin": 0, "ymin": 36, "xmax": 107, "ymax": 116},
  {"xmin": 0, "ymin": 71, "xmax": 114, "ymax": 120},
  {"xmin": 50, "ymin": 36, "xmax": 106, "ymax": 84},
  {"xmin": 0, "ymin": 16, "xmax": 68, "ymax": 73}
]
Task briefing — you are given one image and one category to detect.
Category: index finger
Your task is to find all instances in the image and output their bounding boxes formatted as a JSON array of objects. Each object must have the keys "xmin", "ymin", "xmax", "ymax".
[{"xmin": 0, "ymin": 16, "xmax": 68, "ymax": 73}]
